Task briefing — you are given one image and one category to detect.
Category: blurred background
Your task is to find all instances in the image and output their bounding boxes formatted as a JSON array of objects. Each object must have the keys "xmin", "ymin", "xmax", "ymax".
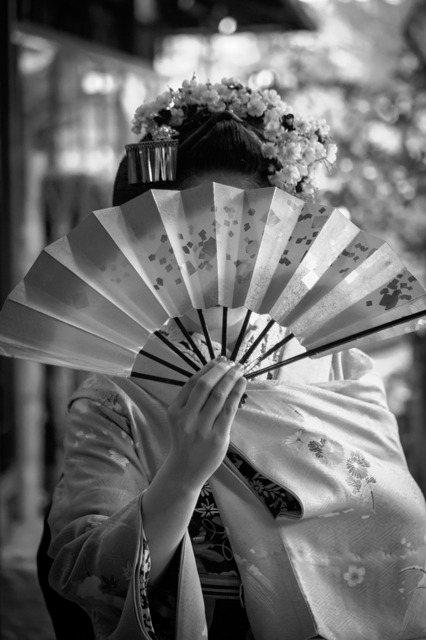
[{"xmin": 1, "ymin": 0, "xmax": 426, "ymax": 637}]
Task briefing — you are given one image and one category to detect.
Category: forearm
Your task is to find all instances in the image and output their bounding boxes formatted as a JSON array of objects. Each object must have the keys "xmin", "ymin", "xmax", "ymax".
[
  {"xmin": 142, "ymin": 360, "xmax": 246, "ymax": 590},
  {"xmin": 141, "ymin": 457, "xmax": 202, "ymax": 590}
]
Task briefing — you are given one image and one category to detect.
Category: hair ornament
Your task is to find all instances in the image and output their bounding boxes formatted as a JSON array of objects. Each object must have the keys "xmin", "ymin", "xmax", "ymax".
[
  {"xmin": 125, "ymin": 124, "xmax": 179, "ymax": 184},
  {"xmin": 129, "ymin": 77, "xmax": 337, "ymax": 195}
]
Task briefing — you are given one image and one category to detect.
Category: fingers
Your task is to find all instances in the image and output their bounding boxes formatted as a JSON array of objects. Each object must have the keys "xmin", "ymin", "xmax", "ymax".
[
  {"xmin": 187, "ymin": 360, "xmax": 243, "ymax": 415},
  {"xmin": 207, "ymin": 375, "xmax": 247, "ymax": 443},
  {"xmin": 166, "ymin": 362, "xmax": 247, "ymax": 486},
  {"xmin": 220, "ymin": 376, "xmax": 248, "ymax": 425},
  {"xmin": 175, "ymin": 357, "xmax": 237, "ymax": 409},
  {"xmin": 198, "ymin": 363, "xmax": 246, "ymax": 424},
  {"xmin": 174, "ymin": 358, "xmax": 219, "ymax": 407}
]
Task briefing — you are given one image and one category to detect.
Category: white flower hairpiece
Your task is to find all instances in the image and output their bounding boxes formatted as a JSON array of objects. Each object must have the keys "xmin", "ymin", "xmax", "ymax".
[{"xmin": 130, "ymin": 77, "xmax": 337, "ymax": 197}]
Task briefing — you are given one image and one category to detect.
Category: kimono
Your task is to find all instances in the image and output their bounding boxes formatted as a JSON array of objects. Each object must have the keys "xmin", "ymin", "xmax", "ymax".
[{"xmin": 47, "ymin": 316, "xmax": 426, "ymax": 640}]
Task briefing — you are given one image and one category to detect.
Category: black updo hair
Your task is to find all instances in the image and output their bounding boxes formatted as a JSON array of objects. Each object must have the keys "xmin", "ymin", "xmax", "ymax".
[{"xmin": 112, "ymin": 111, "xmax": 270, "ymax": 206}]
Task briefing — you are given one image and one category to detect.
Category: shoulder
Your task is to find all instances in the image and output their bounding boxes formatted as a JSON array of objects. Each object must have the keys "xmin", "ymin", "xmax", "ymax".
[
  {"xmin": 66, "ymin": 374, "xmax": 163, "ymax": 437},
  {"xmin": 68, "ymin": 373, "xmax": 171, "ymax": 444},
  {"xmin": 328, "ymin": 348, "xmax": 391, "ymax": 410},
  {"xmin": 63, "ymin": 375, "xmax": 171, "ymax": 475},
  {"xmin": 68, "ymin": 373, "xmax": 156, "ymax": 410},
  {"xmin": 330, "ymin": 348, "xmax": 376, "ymax": 382}
]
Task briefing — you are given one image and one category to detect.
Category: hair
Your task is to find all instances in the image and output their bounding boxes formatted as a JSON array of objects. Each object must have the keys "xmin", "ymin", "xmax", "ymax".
[{"xmin": 112, "ymin": 112, "xmax": 270, "ymax": 206}]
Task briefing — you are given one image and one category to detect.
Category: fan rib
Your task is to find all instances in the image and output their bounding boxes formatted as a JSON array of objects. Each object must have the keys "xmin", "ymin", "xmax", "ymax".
[
  {"xmin": 245, "ymin": 307, "xmax": 426, "ymax": 380},
  {"xmin": 222, "ymin": 307, "xmax": 228, "ymax": 357},
  {"xmin": 197, "ymin": 309, "xmax": 215, "ymax": 359},
  {"xmin": 137, "ymin": 350, "xmax": 192, "ymax": 377},
  {"xmin": 238, "ymin": 319, "xmax": 275, "ymax": 365},
  {"xmin": 131, "ymin": 372, "xmax": 186, "ymax": 386},
  {"xmin": 172, "ymin": 317, "xmax": 208, "ymax": 365},
  {"xmin": 154, "ymin": 331, "xmax": 200, "ymax": 371},
  {"xmin": 230, "ymin": 309, "xmax": 252, "ymax": 361},
  {"xmin": 246, "ymin": 332, "xmax": 295, "ymax": 372}
]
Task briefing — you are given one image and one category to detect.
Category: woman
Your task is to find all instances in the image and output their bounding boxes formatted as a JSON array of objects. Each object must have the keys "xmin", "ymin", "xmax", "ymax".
[{"xmin": 44, "ymin": 78, "xmax": 426, "ymax": 640}]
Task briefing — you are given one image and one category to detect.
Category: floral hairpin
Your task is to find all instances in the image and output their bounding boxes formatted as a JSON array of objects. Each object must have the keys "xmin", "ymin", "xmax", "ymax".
[{"xmin": 127, "ymin": 77, "xmax": 337, "ymax": 197}]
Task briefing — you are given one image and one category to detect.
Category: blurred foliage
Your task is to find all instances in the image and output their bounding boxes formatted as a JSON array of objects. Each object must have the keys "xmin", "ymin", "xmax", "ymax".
[
  {"xmin": 264, "ymin": 4, "xmax": 426, "ymax": 271},
  {"xmin": 325, "ymin": 53, "xmax": 426, "ymax": 267}
]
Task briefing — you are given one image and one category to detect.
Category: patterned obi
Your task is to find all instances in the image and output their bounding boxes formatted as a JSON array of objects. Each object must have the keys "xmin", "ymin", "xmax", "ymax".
[{"xmin": 191, "ymin": 449, "xmax": 301, "ymax": 602}]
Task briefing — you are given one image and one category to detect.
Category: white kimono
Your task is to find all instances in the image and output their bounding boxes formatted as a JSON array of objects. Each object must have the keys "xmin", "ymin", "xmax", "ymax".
[{"xmin": 47, "ymin": 320, "xmax": 426, "ymax": 640}]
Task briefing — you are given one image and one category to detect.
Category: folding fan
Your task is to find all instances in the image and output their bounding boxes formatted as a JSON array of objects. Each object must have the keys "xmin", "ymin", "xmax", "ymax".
[{"xmin": 1, "ymin": 181, "xmax": 425, "ymax": 386}]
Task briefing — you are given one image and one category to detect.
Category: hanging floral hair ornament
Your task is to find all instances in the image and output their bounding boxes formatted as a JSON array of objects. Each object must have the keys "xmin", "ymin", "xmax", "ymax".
[{"xmin": 126, "ymin": 76, "xmax": 338, "ymax": 198}]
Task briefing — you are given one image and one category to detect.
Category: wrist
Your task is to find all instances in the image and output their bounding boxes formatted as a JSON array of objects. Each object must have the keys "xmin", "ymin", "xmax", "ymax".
[{"xmin": 160, "ymin": 455, "xmax": 205, "ymax": 497}]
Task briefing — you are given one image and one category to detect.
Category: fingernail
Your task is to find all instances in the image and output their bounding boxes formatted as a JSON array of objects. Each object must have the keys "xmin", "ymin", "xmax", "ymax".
[
  {"xmin": 215, "ymin": 355, "xmax": 228, "ymax": 362},
  {"xmin": 238, "ymin": 393, "xmax": 248, "ymax": 408},
  {"xmin": 233, "ymin": 362, "xmax": 245, "ymax": 374}
]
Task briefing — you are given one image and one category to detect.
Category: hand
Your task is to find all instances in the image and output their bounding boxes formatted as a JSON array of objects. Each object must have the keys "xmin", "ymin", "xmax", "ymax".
[{"xmin": 165, "ymin": 358, "xmax": 247, "ymax": 489}]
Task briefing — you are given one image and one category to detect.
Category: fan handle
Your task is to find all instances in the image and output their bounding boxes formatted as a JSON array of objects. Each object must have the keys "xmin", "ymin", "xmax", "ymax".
[
  {"xmin": 238, "ymin": 319, "xmax": 275, "ymax": 365},
  {"xmin": 137, "ymin": 351, "xmax": 193, "ymax": 377},
  {"xmin": 154, "ymin": 331, "xmax": 200, "ymax": 371},
  {"xmin": 197, "ymin": 309, "xmax": 215, "ymax": 359},
  {"xmin": 230, "ymin": 309, "xmax": 252, "ymax": 361},
  {"xmin": 131, "ymin": 372, "xmax": 186, "ymax": 386},
  {"xmin": 244, "ymin": 332, "xmax": 295, "ymax": 373}
]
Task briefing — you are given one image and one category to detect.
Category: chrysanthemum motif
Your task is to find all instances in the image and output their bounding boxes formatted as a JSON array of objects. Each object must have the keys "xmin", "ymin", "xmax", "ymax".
[
  {"xmin": 343, "ymin": 565, "xmax": 366, "ymax": 587},
  {"xmin": 319, "ymin": 438, "xmax": 344, "ymax": 466},
  {"xmin": 346, "ymin": 452, "xmax": 370, "ymax": 479},
  {"xmin": 307, "ymin": 437, "xmax": 327, "ymax": 460},
  {"xmin": 251, "ymin": 478, "xmax": 268, "ymax": 496},
  {"xmin": 284, "ymin": 429, "xmax": 306, "ymax": 448}
]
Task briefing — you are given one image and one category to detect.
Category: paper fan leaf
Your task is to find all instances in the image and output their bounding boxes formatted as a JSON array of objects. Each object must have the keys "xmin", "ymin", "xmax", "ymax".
[
  {"xmin": 216, "ymin": 185, "xmax": 285, "ymax": 308},
  {"xmin": 132, "ymin": 336, "xmax": 192, "ymax": 384},
  {"xmin": 269, "ymin": 209, "xmax": 360, "ymax": 324},
  {"xmin": 309, "ymin": 295, "xmax": 426, "ymax": 358},
  {"xmin": 104, "ymin": 192, "xmax": 193, "ymax": 317},
  {"xmin": 279, "ymin": 229, "xmax": 386, "ymax": 328},
  {"xmin": 320, "ymin": 230, "xmax": 385, "ymax": 284},
  {"xmin": 0, "ymin": 283, "xmax": 138, "ymax": 375},
  {"xmin": 2, "ymin": 181, "xmax": 426, "ymax": 382},
  {"xmin": 269, "ymin": 202, "xmax": 336, "ymax": 283},
  {"xmin": 230, "ymin": 187, "xmax": 281, "ymax": 307},
  {"xmin": 288, "ymin": 242, "xmax": 408, "ymax": 343},
  {"xmin": 244, "ymin": 189, "xmax": 306, "ymax": 312},
  {"xmin": 151, "ymin": 182, "xmax": 219, "ymax": 309},
  {"xmin": 304, "ymin": 271, "xmax": 426, "ymax": 351},
  {"xmin": 247, "ymin": 201, "xmax": 337, "ymax": 315},
  {"xmin": 64, "ymin": 216, "xmax": 170, "ymax": 328},
  {"xmin": 23, "ymin": 245, "xmax": 155, "ymax": 349},
  {"xmin": 215, "ymin": 183, "xmax": 250, "ymax": 307}
]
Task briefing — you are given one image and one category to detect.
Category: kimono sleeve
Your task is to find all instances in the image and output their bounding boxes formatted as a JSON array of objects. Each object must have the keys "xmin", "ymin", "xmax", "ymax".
[{"xmin": 47, "ymin": 376, "xmax": 163, "ymax": 640}]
